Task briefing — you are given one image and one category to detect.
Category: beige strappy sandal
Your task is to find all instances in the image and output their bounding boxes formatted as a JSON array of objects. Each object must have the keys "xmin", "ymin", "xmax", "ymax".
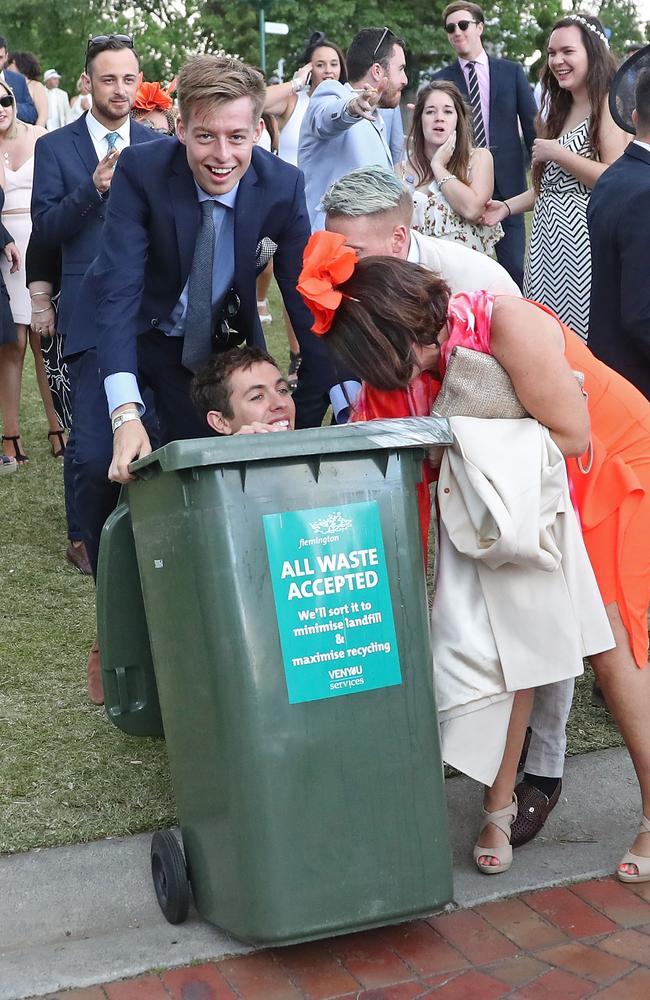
[
  {"xmin": 473, "ymin": 795, "xmax": 518, "ymax": 875},
  {"xmin": 618, "ymin": 816, "xmax": 650, "ymax": 882}
]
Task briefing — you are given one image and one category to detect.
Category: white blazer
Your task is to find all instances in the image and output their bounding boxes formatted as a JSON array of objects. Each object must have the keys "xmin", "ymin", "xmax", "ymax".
[
  {"xmin": 409, "ymin": 229, "xmax": 521, "ymax": 297},
  {"xmin": 431, "ymin": 416, "xmax": 614, "ymax": 785}
]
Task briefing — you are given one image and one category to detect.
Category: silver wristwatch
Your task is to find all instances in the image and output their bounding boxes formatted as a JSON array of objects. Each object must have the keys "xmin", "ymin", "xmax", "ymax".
[{"xmin": 111, "ymin": 410, "xmax": 141, "ymax": 434}]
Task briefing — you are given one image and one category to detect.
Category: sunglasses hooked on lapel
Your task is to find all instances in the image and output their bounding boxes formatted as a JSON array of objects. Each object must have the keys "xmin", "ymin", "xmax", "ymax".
[{"xmin": 213, "ymin": 290, "xmax": 243, "ymax": 350}]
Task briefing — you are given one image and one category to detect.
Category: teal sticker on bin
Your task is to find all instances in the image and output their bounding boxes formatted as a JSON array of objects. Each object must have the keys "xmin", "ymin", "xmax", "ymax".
[{"xmin": 263, "ymin": 500, "xmax": 402, "ymax": 704}]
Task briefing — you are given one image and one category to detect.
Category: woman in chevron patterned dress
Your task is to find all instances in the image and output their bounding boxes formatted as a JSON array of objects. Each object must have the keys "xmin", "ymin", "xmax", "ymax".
[{"xmin": 482, "ymin": 14, "xmax": 626, "ymax": 337}]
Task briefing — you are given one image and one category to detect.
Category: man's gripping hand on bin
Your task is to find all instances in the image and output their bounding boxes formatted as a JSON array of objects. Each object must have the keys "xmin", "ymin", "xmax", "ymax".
[{"xmin": 109, "ymin": 403, "xmax": 152, "ymax": 483}]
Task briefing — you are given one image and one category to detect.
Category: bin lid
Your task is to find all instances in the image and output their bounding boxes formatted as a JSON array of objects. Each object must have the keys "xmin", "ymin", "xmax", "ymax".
[{"xmin": 130, "ymin": 416, "xmax": 452, "ymax": 475}]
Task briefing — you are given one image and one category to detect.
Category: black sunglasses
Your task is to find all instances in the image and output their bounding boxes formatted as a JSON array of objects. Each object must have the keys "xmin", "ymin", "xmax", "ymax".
[
  {"xmin": 445, "ymin": 19, "xmax": 478, "ymax": 32},
  {"xmin": 372, "ymin": 26, "xmax": 394, "ymax": 59},
  {"xmin": 0, "ymin": 95, "xmax": 13, "ymax": 108},
  {"xmin": 86, "ymin": 33, "xmax": 133, "ymax": 54}
]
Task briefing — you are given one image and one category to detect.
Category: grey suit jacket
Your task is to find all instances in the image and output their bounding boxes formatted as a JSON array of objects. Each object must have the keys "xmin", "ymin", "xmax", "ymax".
[{"xmin": 298, "ymin": 79, "xmax": 393, "ymax": 230}]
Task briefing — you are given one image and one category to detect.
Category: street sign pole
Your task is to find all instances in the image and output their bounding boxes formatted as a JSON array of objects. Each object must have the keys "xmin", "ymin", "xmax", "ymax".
[{"xmin": 259, "ymin": 6, "xmax": 266, "ymax": 73}]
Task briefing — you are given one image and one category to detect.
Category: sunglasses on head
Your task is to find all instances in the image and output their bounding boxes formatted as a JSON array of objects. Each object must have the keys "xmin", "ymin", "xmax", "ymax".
[
  {"xmin": 445, "ymin": 19, "xmax": 478, "ymax": 32},
  {"xmin": 372, "ymin": 26, "xmax": 394, "ymax": 59},
  {"xmin": 0, "ymin": 95, "xmax": 13, "ymax": 108},
  {"xmin": 86, "ymin": 33, "xmax": 133, "ymax": 55}
]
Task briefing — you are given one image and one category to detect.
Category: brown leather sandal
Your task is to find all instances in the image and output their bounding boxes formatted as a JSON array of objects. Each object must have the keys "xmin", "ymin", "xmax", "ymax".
[{"xmin": 511, "ymin": 779, "xmax": 562, "ymax": 849}]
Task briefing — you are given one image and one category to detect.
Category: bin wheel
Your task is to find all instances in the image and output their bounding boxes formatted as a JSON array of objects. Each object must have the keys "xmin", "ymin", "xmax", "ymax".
[{"xmin": 151, "ymin": 830, "xmax": 190, "ymax": 924}]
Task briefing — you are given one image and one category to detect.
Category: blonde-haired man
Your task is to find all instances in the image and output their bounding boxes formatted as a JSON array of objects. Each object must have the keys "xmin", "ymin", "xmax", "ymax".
[
  {"xmin": 323, "ymin": 165, "xmax": 520, "ymax": 295},
  {"xmin": 70, "ymin": 54, "xmax": 333, "ymax": 572}
]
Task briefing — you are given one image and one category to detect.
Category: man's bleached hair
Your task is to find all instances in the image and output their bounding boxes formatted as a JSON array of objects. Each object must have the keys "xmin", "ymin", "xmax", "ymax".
[{"xmin": 321, "ymin": 165, "xmax": 413, "ymax": 223}]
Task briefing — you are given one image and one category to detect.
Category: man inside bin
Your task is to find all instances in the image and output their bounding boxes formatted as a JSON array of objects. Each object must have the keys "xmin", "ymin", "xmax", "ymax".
[{"xmin": 191, "ymin": 346, "xmax": 296, "ymax": 435}]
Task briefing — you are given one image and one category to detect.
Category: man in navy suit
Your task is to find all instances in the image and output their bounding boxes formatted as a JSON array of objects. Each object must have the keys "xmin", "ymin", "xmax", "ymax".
[
  {"xmin": 31, "ymin": 34, "xmax": 160, "ymax": 702},
  {"xmin": 587, "ymin": 68, "xmax": 650, "ymax": 399},
  {"xmin": 434, "ymin": 2, "xmax": 537, "ymax": 288},
  {"xmin": 0, "ymin": 35, "xmax": 37, "ymax": 123},
  {"xmin": 75, "ymin": 55, "xmax": 326, "ymax": 490}
]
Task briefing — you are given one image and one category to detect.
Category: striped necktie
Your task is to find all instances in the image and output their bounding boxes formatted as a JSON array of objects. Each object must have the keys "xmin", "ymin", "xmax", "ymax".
[
  {"xmin": 105, "ymin": 131, "xmax": 120, "ymax": 153},
  {"xmin": 466, "ymin": 62, "xmax": 487, "ymax": 148}
]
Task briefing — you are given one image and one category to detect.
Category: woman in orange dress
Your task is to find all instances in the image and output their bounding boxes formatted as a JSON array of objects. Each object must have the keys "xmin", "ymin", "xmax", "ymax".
[{"xmin": 297, "ymin": 232, "xmax": 650, "ymax": 880}]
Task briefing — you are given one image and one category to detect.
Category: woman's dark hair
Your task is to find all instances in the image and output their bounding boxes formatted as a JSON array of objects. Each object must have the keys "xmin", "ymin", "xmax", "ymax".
[
  {"xmin": 534, "ymin": 14, "xmax": 618, "ymax": 191},
  {"xmin": 300, "ymin": 32, "xmax": 347, "ymax": 85},
  {"xmin": 9, "ymin": 51, "xmax": 42, "ymax": 81},
  {"xmin": 327, "ymin": 257, "xmax": 450, "ymax": 390},
  {"xmin": 407, "ymin": 80, "xmax": 474, "ymax": 187}
]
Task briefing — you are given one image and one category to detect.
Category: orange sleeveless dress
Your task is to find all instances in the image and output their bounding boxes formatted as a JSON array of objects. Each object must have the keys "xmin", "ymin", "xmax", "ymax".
[
  {"xmin": 354, "ymin": 291, "xmax": 650, "ymax": 666},
  {"xmin": 561, "ymin": 323, "xmax": 650, "ymax": 667}
]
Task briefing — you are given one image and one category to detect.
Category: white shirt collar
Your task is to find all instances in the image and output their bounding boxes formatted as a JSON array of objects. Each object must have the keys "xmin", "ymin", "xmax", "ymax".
[
  {"xmin": 459, "ymin": 49, "xmax": 488, "ymax": 68},
  {"xmin": 633, "ymin": 139, "xmax": 650, "ymax": 154},
  {"xmin": 85, "ymin": 110, "xmax": 131, "ymax": 144},
  {"xmin": 195, "ymin": 180, "xmax": 240, "ymax": 209},
  {"xmin": 406, "ymin": 231, "xmax": 420, "ymax": 263}
]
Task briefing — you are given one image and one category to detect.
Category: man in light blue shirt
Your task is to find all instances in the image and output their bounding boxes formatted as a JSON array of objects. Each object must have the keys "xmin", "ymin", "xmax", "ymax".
[{"xmin": 298, "ymin": 27, "xmax": 407, "ymax": 230}]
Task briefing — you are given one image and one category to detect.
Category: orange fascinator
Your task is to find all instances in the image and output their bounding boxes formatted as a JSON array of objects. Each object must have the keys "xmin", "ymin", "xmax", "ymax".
[
  {"xmin": 297, "ymin": 231, "xmax": 357, "ymax": 335},
  {"xmin": 134, "ymin": 81, "xmax": 174, "ymax": 112}
]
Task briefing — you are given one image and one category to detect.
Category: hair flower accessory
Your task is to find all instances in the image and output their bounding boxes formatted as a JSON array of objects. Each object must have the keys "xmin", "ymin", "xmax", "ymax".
[
  {"xmin": 133, "ymin": 81, "xmax": 174, "ymax": 112},
  {"xmin": 297, "ymin": 231, "xmax": 357, "ymax": 335}
]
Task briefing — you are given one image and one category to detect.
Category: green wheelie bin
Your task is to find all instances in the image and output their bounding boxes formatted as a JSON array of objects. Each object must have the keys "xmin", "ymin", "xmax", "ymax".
[
  {"xmin": 125, "ymin": 417, "xmax": 454, "ymax": 944},
  {"xmin": 96, "ymin": 499, "xmax": 163, "ymax": 737}
]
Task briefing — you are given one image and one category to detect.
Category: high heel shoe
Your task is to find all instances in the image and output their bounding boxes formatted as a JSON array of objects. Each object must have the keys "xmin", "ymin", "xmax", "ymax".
[
  {"xmin": 47, "ymin": 429, "xmax": 66, "ymax": 458},
  {"xmin": 618, "ymin": 816, "xmax": 650, "ymax": 882},
  {"xmin": 2, "ymin": 435, "xmax": 28, "ymax": 464},
  {"xmin": 473, "ymin": 795, "xmax": 518, "ymax": 874}
]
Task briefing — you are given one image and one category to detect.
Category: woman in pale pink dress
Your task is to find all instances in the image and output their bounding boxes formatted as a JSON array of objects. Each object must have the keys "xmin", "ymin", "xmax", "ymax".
[{"xmin": 0, "ymin": 78, "xmax": 65, "ymax": 463}]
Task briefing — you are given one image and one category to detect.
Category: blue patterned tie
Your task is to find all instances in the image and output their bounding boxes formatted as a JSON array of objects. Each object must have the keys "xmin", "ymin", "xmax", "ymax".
[
  {"xmin": 182, "ymin": 201, "xmax": 216, "ymax": 373},
  {"xmin": 105, "ymin": 131, "xmax": 120, "ymax": 153}
]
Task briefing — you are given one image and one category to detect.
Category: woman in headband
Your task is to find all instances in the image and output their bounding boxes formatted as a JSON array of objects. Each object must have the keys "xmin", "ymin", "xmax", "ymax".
[{"xmin": 483, "ymin": 14, "xmax": 626, "ymax": 340}]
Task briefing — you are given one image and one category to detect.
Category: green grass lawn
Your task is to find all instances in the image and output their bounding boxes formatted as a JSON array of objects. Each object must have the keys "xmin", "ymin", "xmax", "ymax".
[{"xmin": 0, "ymin": 282, "xmax": 622, "ymax": 855}]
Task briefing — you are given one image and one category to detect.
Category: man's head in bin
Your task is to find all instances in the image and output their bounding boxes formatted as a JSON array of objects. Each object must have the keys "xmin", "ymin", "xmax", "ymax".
[{"xmin": 191, "ymin": 346, "xmax": 296, "ymax": 435}]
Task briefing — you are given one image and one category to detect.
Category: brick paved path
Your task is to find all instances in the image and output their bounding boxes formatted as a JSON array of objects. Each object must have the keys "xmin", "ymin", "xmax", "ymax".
[{"xmin": 35, "ymin": 877, "xmax": 650, "ymax": 1000}]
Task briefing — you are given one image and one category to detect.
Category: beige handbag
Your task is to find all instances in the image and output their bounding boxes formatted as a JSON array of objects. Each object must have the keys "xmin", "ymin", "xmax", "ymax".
[
  {"xmin": 431, "ymin": 346, "xmax": 528, "ymax": 419},
  {"xmin": 430, "ymin": 345, "xmax": 592, "ymax": 472}
]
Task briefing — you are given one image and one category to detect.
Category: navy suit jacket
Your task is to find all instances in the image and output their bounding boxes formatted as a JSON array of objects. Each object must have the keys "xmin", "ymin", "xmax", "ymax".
[
  {"xmin": 4, "ymin": 69, "xmax": 37, "ymax": 124},
  {"xmin": 79, "ymin": 140, "xmax": 323, "ymax": 386},
  {"xmin": 434, "ymin": 57, "xmax": 537, "ymax": 201},
  {"xmin": 30, "ymin": 113, "xmax": 159, "ymax": 343},
  {"xmin": 587, "ymin": 143, "xmax": 650, "ymax": 399}
]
